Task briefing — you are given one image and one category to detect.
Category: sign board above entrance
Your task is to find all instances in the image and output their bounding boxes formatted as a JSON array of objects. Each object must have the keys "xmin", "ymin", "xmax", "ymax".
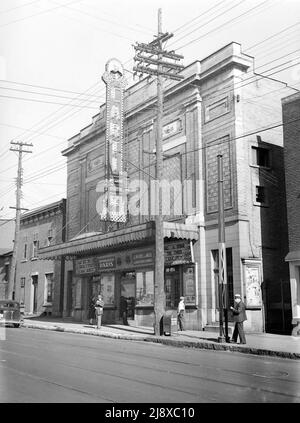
[
  {"xmin": 164, "ymin": 241, "xmax": 193, "ymax": 266},
  {"xmin": 75, "ymin": 258, "xmax": 97, "ymax": 275},
  {"xmin": 75, "ymin": 256, "xmax": 116, "ymax": 275}
]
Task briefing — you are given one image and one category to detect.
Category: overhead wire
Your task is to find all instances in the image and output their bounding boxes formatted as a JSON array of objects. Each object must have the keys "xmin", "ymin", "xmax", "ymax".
[
  {"xmin": 0, "ymin": 85, "xmax": 104, "ymax": 104},
  {"xmin": 169, "ymin": 0, "xmax": 247, "ymax": 47},
  {"xmin": 0, "ymin": 79, "xmax": 105, "ymax": 100},
  {"xmin": 0, "ymin": 0, "xmax": 85, "ymax": 29},
  {"xmin": 170, "ymin": 0, "xmax": 271, "ymax": 50},
  {"xmin": 0, "ymin": 0, "xmax": 40, "ymax": 15},
  {"xmin": 48, "ymin": 0, "xmax": 153, "ymax": 36}
]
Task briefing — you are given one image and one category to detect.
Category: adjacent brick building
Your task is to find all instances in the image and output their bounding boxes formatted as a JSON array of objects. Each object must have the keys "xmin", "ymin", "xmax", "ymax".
[
  {"xmin": 282, "ymin": 92, "xmax": 300, "ymax": 336},
  {"xmin": 0, "ymin": 219, "xmax": 14, "ymax": 300},
  {"xmin": 39, "ymin": 42, "xmax": 292, "ymax": 333},
  {"xmin": 15, "ymin": 200, "xmax": 66, "ymax": 316}
]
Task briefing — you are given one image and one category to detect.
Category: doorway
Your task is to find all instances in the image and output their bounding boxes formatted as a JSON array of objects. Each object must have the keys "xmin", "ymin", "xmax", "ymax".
[
  {"xmin": 164, "ymin": 266, "xmax": 181, "ymax": 309},
  {"xmin": 32, "ymin": 275, "xmax": 38, "ymax": 313},
  {"xmin": 120, "ymin": 271, "xmax": 136, "ymax": 320},
  {"xmin": 88, "ymin": 276, "xmax": 101, "ymax": 303},
  {"xmin": 66, "ymin": 271, "xmax": 73, "ymax": 317}
]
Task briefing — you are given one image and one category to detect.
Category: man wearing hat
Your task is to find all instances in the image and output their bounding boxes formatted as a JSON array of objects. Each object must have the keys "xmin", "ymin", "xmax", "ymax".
[
  {"xmin": 177, "ymin": 296, "xmax": 185, "ymax": 331},
  {"xmin": 230, "ymin": 294, "xmax": 247, "ymax": 344}
]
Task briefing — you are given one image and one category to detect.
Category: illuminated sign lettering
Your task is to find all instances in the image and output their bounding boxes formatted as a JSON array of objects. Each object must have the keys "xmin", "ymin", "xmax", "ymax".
[{"xmin": 101, "ymin": 58, "xmax": 127, "ymax": 222}]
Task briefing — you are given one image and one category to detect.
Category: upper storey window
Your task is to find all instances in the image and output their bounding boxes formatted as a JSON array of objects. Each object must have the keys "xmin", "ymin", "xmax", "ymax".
[{"xmin": 251, "ymin": 146, "xmax": 270, "ymax": 168}]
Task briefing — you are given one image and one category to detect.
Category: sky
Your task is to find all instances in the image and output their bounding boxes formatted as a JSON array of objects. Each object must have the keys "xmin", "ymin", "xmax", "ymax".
[{"xmin": 0, "ymin": 0, "xmax": 300, "ymax": 220}]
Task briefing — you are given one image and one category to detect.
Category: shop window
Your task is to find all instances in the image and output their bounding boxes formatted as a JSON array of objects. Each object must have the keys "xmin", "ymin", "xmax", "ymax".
[
  {"xmin": 164, "ymin": 267, "xmax": 180, "ymax": 308},
  {"xmin": 101, "ymin": 273, "xmax": 115, "ymax": 305},
  {"xmin": 45, "ymin": 273, "xmax": 54, "ymax": 303},
  {"xmin": 212, "ymin": 248, "xmax": 234, "ymax": 307},
  {"xmin": 136, "ymin": 271, "xmax": 154, "ymax": 306},
  {"xmin": 183, "ymin": 266, "xmax": 196, "ymax": 305}
]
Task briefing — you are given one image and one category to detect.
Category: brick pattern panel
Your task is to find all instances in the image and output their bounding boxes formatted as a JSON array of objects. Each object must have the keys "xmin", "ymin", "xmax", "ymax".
[
  {"xmin": 206, "ymin": 136, "xmax": 232, "ymax": 213},
  {"xmin": 283, "ymin": 97, "xmax": 300, "ymax": 252}
]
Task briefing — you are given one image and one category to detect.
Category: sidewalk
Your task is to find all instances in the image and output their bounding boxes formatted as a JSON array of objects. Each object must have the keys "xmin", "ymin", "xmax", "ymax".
[{"xmin": 21, "ymin": 317, "xmax": 300, "ymax": 360}]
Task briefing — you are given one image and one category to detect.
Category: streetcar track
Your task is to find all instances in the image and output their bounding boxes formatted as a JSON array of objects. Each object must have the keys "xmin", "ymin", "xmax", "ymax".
[
  {"xmin": 1, "ymin": 342, "xmax": 299, "ymax": 401},
  {"xmin": 3, "ymin": 329, "xmax": 300, "ymax": 386},
  {"xmin": 0, "ymin": 363, "xmax": 114, "ymax": 403}
]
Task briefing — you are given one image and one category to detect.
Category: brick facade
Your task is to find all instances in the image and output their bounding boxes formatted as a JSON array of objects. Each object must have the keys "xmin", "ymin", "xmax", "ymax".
[
  {"xmin": 282, "ymin": 92, "xmax": 300, "ymax": 335},
  {"xmin": 15, "ymin": 199, "xmax": 66, "ymax": 316}
]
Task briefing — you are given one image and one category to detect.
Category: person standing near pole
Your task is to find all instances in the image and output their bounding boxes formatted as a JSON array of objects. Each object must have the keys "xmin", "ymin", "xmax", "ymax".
[
  {"xmin": 95, "ymin": 294, "xmax": 104, "ymax": 329},
  {"xmin": 88, "ymin": 294, "xmax": 96, "ymax": 325},
  {"xmin": 177, "ymin": 296, "xmax": 185, "ymax": 331},
  {"xmin": 230, "ymin": 294, "xmax": 247, "ymax": 344},
  {"xmin": 120, "ymin": 295, "xmax": 128, "ymax": 326}
]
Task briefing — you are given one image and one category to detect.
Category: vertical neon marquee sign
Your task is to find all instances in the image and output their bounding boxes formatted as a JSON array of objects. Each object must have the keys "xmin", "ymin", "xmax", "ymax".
[{"xmin": 101, "ymin": 58, "xmax": 127, "ymax": 222}]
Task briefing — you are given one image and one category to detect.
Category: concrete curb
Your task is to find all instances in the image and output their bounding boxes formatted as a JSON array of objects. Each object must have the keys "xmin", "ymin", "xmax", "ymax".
[
  {"xmin": 22, "ymin": 322, "xmax": 300, "ymax": 360},
  {"xmin": 146, "ymin": 337, "xmax": 300, "ymax": 360}
]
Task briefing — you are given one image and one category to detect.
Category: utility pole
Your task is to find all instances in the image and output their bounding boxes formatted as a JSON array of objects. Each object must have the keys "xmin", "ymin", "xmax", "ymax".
[
  {"xmin": 217, "ymin": 154, "xmax": 229, "ymax": 343},
  {"xmin": 8, "ymin": 141, "xmax": 32, "ymax": 300},
  {"xmin": 133, "ymin": 9, "xmax": 184, "ymax": 335}
]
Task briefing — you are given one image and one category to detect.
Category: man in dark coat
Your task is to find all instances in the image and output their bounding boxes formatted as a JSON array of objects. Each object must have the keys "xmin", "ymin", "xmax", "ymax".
[
  {"xmin": 88, "ymin": 294, "xmax": 96, "ymax": 325},
  {"xmin": 120, "ymin": 296, "xmax": 128, "ymax": 325},
  {"xmin": 230, "ymin": 294, "xmax": 247, "ymax": 344}
]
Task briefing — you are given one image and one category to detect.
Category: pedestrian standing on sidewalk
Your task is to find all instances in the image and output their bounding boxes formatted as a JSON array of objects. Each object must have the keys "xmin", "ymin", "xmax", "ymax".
[
  {"xmin": 230, "ymin": 294, "xmax": 247, "ymax": 344},
  {"xmin": 88, "ymin": 294, "xmax": 96, "ymax": 325},
  {"xmin": 177, "ymin": 296, "xmax": 185, "ymax": 331},
  {"xmin": 95, "ymin": 294, "xmax": 104, "ymax": 329},
  {"xmin": 120, "ymin": 296, "xmax": 128, "ymax": 325}
]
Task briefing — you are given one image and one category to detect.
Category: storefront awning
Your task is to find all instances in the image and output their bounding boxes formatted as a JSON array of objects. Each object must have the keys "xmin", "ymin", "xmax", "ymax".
[{"xmin": 38, "ymin": 221, "xmax": 198, "ymax": 260}]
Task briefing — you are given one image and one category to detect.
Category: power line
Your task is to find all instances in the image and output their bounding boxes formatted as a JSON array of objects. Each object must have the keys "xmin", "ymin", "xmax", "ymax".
[
  {"xmin": 2, "ymin": 55, "xmax": 296, "ymax": 181},
  {"xmin": 0, "ymin": 80, "xmax": 104, "ymax": 100},
  {"xmin": 2, "ymin": 50, "xmax": 296, "ymax": 177},
  {"xmin": 173, "ymin": 0, "xmax": 271, "ymax": 50},
  {"xmin": 0, "ymin": 85, "xmax": 104, "ymax": 104},
  {"xmin": 0, "ymin": 93, "xmax": 99, "ymax": 109},
  {"xmin": 0, "ymin": 0, "xmax": 40, "ymax": 15},
  {"xmin": 171, "ymin": 0, "xmax": 227, "ymax": 33},
  {"xmin": 49, "ymin": 0, "xmax": 153, "ymax": 36},
  {"xmin": 169, "ymin": 0, "xmax": 247, "ymax": 47},
  {"xmin": 46, "ymin": 0, "xmax": 135, "ymax": 43},
  {"xmin": 0, "ymin": 122, "xmax": 66, "ymax": 140},
  {"xmin": 0, "ymin": 0, "xmax": 84, "ymax": 29},
  {"xmin": 180, "ymin": 55, "xmax": 300, "ymax": 105},
  {"xmin": 127, "ymin": 117, "xmax": 300, "ymax": 178},
  {"xmin": 245, "ymin": 21, "xmax": 300, "ymax": 51},
  {"xmin": 0, "ymin": 83, "xmax": 104, "ymax": 177},
  {"xmin": 11, "ymin": 80, "xmax": 101, "ymax": 141}
]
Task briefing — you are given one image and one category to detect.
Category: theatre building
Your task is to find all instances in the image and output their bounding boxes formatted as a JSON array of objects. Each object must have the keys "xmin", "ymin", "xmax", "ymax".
[{"xmin": 39, "ymin": 42, "xmax": 291, "ymax": 332}]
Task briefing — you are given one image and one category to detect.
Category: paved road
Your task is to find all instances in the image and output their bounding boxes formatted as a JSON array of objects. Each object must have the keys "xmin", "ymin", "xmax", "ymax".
[{"xmin": 0, "ymin": 327, "xmax": 299, "ymax": 403}]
